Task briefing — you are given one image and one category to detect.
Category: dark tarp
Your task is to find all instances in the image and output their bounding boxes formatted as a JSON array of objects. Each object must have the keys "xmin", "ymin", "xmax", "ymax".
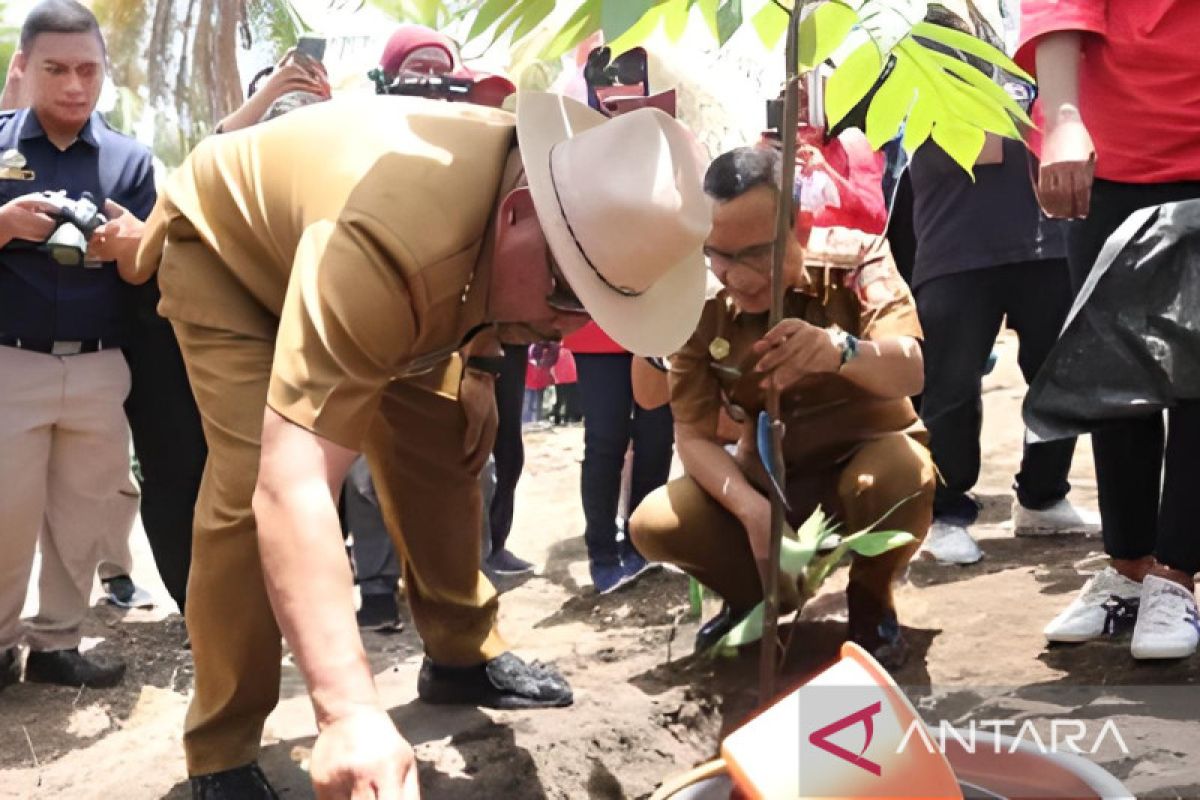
[{"xmin": 1024, "ymin": 200, "xmax": 1200, "ymax": 442}]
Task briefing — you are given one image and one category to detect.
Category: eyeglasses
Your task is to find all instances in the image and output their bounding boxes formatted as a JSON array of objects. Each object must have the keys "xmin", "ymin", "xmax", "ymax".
[
  {"xmin": 703, "ymin": 241, "xmax": 776, "ymax": 272},
  {"xmin": 546, "ymin": 258, "xmax": 588, "ymax": 315},
  {"xmin": 584, "ymin": 47, "xmax": 647, "ymax": 89}
]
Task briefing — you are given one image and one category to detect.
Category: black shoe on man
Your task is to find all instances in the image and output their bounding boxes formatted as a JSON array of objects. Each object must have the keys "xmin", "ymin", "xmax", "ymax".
[
  {"xmin": 24, "ymin": 648, "xmax": 125, "ymax": 688},
  {"xmin": 693, "ymin": 603, "xmax": 752, "ymax": 654},
  {"xmin": 0, "ymin": 647, "xmax": 19, "ymax": 692},
  {"xmin": 417, "ymin": 651, "xmax": 573, "ymax": 710},
  {"xmin": 190, "ymin": 762, "xmax": 279, "ymax": 800}
]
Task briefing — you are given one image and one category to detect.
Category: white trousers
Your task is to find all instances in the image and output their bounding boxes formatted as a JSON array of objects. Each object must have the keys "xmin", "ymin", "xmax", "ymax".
[{"xmin": 0, "ymin": 346, "xmax": 133, "ymax": 651}]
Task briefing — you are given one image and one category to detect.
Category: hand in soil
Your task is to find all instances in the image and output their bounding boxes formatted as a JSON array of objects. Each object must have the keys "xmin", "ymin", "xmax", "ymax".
[{"xmin": 310, "ymin": 707, "xmax": 420, "ymax": 799}]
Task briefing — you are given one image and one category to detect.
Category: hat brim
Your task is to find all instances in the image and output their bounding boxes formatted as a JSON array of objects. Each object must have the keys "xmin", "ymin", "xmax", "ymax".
[{"xmin": 516, "ymin": 92, "xmax": 707, "ymax": 358}]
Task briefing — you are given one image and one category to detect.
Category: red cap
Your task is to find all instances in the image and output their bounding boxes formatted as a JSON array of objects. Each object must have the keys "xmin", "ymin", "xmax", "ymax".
[{"xmin": 379, "ymin": 24, "xmax": 456, "ymax": 76}]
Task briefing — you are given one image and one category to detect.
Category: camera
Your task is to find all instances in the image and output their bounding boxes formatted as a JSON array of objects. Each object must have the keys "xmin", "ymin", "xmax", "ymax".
[
  {"xmin": 38, "ymin": 191, "xmax": 106, "ymax": 267},
  {"xmin": 369, "ymin": 68, "xmax": 473, "ymax": 102}
]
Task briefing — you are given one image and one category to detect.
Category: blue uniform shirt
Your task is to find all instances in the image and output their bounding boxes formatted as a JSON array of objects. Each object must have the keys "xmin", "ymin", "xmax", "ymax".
[{"xmin": 0, "ymin": 108, "xmax": 156, "ymax": 342}]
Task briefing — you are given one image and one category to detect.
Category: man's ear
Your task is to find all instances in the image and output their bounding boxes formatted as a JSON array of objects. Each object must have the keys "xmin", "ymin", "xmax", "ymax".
[
  {"xmin": 488, "ymin": 187, "xmax": 553, "ymax": 322},
  {"xmin": 10, "ymin": 50, "xmax": 27, "ymax": 75}
]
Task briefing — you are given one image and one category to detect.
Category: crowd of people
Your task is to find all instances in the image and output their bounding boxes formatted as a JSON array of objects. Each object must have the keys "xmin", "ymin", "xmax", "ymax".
[{"xmin": 1, "ymin": 0, "xmax": 1197, "ymax": 797}]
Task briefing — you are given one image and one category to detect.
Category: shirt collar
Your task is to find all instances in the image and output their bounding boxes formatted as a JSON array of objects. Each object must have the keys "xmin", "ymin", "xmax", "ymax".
[{"xmin": 18, "ymin": 109, "xmax": 101, "ymax": 148}]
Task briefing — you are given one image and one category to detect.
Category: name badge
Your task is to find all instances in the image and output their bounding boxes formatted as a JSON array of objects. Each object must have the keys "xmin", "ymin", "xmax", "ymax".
[{"xmin": 0, "ymin": 149, "xmax": 33, "ymax": 180}]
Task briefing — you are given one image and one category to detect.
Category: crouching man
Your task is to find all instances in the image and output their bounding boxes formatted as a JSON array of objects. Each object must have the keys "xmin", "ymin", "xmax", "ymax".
[
  {"xmin": 133, "ymin": 92, "xmax": 711, "ymax": 798},
  {"xmin": 630, "ymin": 146, "xmax": 934, "ymax": 670}
]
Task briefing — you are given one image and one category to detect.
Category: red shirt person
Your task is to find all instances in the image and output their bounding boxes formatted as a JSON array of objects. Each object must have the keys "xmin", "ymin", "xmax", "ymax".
[{"xmin": 1017, "ymin": 0, "xmax": 1200, "ymax": 661}]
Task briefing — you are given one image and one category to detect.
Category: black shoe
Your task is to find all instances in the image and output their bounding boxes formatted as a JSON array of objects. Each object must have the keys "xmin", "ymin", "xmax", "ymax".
[
  {"xmin": 485, "ymin": 548, "xmax": 536, "ymax": 576},
  {"xmin": 24, "ymin": 648, "xmax": 125, "ymax": 688},
  {"xmin": 846, "ymin": 583, "xmax": 909, "ymax": 672},
  {"xmin": 417, "ymin": 651, "xmax": 573, "ymax": 710},
  {"xmin": 190, "ymin": 762, "xmax": 279, "ymax": 800},
  {"xmin": 356, "ymin": 592, "xmax": 403, "ymax": 632},
  {"xmin": 102, "ymin": 574, "xmax": 136, "ymax": 605},
  {"xmin": 694, "ymin": 603, "xmax": 751, "ymax": 654},
  {"xmin": 849, "ymin": 610, "xmax": 909, "ymax": 672},
  {"xmin": 0, "ymin": 647, "xmax": 19, "ymax": 692}
]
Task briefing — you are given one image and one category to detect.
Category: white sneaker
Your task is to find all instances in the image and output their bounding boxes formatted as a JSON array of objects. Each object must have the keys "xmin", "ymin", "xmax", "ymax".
[
  {"xmin": 1013, "ymin": 498, "xmax": 1101, "ymax": 536},
  {"xmin": 1044, "ymin": 566, "xmax": 1141, "ymax": 643},
  {"xmin": 918, "ymin": 521, "xmax": 983, "ymax": 565},
  {"xmin": 1131, "ymin": 575, "xmax": 1200, "ymax": 660}
]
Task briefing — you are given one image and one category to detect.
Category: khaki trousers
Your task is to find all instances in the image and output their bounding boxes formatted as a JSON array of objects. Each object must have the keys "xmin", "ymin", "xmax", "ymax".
[
  {"xmin": 0, "ymin": 347, "xmax": 133, "ymax": 652},
  {"xmin": 630, "ymin": 432, "xmax": 935, "ymax": 616},
  {"xmin": 173, "ymin": 322, "xmax": 506, "ymax": 776}
]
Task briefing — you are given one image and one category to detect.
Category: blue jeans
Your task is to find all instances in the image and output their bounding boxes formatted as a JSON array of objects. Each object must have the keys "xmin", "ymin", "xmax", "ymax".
[{"xmin": 574, "ymin": 353, "xmax": 674, "ymax": 565}]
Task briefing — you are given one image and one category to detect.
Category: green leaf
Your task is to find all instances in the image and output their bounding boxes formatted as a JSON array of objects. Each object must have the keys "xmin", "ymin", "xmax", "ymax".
[
  {"xmin": 931, "ymin": 117, "xmax": 986, "ymax": 176},
  {"xmin": 510, "ymin": 0, "xmax": 555, "ymax": 43},
  {"xmin": 539, "ymin": 0, "xmax": 602, "ymax": 59},
  {"xmin": 602, "ymin": 0, "xmax": 654, "ymax": 43},
  {"xmin": 911, "ymin": 20, "xmax": 1033, "ymax": 82},
  {"xmin": 751, "ymin": 1, "xmax": 788, "ymax": 49},
  {"xmin": 798, "ymin": 1, "xmax": 856, "ymax": 68},
  {"xmin": 688, "ymin": 577, "xmax": 704, "ymax": 618},
  {"xmin": 467, "ymin": 0, "xmax": 513, "ymax": 42},
  {"xmin": 840, "ymin": 529, "xmax": 916, "ymax": 557},
  {"xmin": 924, "ymin": 46, "xmax": 1033, "ymax": 127},
  {"xmin": 664, "ymin": 0, "xmax": 692, "ymax": 41},
  {"xmin": 824, "ymin": 40, "xmax": 881, "ymax": 127},
  {"xmin": 610, "ymin": 3, "xmax": 669, "ymax": 53},
  {"xmin": 716, "ymin": 0, "xmax": 743, "ymax": 45},
  {"xmin": 863, "ymin": 49, "xmax": 917, "ymax": 148},
  {"xmin": 698, "ymin": 0, "xmax": 720, "ymax": 39},
  {"xmin": 901, "ymin": 81, "xmax": 936, "ymax": 154},
  {"xmin": 901, "ymin": 40, "xmax": 1020, "ymax": 138}
]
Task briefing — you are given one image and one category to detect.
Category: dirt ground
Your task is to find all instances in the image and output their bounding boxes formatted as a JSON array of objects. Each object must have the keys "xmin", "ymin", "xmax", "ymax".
[{"xmin": 3, "ymin": 331, "xmax": 1200, "ymax": 799}]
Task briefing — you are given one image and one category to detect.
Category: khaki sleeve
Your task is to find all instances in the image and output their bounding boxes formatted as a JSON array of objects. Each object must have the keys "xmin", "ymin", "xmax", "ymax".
[
  {"xmin": 668, "ymin": 301, "xmax": 722, "ymax": 427},
  {"xmin": 850, "ymin": 247, "xmax": 923, "ymax": 342},
  {"xmin": 268, "ymin": 213, "xmax": 418, "ymax": 450}
]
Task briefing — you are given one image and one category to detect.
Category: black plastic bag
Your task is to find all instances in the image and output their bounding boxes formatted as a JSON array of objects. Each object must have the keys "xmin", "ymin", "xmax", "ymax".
[{"xmin": 1024, "ymin": 200, "xmax": 1200, "ymax": 441}]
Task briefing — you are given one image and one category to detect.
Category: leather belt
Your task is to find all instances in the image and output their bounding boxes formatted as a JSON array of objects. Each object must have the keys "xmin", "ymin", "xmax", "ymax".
[{"xmin": 0, "ymin": 334, "xmax": 110, "ymax": 355}]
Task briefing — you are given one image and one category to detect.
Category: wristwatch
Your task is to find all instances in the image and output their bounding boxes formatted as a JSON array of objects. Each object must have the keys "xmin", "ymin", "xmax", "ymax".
[
  {"xmin": 834, "ymin": 330, "xmax": 859, "ymax": 369},
  {"xmin": 464, "ymin": 354, "xmax": 506, "ymax": 379}
]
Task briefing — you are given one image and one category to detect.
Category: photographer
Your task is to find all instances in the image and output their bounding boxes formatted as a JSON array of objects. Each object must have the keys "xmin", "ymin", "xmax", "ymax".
[{"xmin": 0, "ymin": 0, "xmax": 152, "ymax": 691}]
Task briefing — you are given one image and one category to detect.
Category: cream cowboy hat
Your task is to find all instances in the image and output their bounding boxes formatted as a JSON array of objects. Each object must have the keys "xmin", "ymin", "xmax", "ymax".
[{"xmin": 516, "ymin": 92, "xmax": 711, "ymax": 357}]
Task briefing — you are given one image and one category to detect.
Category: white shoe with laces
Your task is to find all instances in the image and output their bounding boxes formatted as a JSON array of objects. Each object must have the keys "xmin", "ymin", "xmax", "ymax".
[
  {"xmin": 918, "ymin": 520, "xmax": 983, "ymax": 565},
  {"xmin": 1013, "ymin": 498, "xmax": 1101, "ymax": 536},
  {"xmin": 1131, "ymin": 575, "xmax": 1200, "ymax": 660},
  {"xmin": 1043, "ymin": 566, "xmax": 1141, "ymax": 643}
]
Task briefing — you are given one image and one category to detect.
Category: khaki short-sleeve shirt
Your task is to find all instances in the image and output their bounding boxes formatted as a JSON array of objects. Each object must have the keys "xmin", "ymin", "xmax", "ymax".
[
  {"xmin": 670, "ymin": 242, "xmax": 924, "ymax": 470},
  {"xmin": 141, "ymin": 96, "xmax": 516, "ymax": 448}
]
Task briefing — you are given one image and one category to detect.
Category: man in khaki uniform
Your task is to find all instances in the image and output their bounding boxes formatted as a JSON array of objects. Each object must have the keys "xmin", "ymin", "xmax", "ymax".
[
  {"xmin": 133, "ymin": 92, "xmax": 711, "ymax": 799},
  {"xmin": 631, "ymin": 147, "xmax": 934, "ymax": 670}
]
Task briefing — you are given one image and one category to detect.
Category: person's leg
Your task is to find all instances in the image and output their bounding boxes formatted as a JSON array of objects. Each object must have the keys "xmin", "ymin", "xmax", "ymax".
[
  {"xmin": 574, "ymin": 353, "xmax": 635, "ymax": 587},
  {"xmin": 345, "ymin": 457, "xmax": 401, "ymax": 597},
  {"xmin": 838, "ymin": 433, "xmax": 935, "ymax": 665},
  {"xmin": 363, "ymin": 365, "xmax": 506, "ymax": 667},
  {"xmin": 173, "ymin": 322, "xmax": 283, "ymax": 777},
  {"xmin": 915, "ymin": 269, "xmax": 1004, "ymax": 524},
  {"xmin": 486, "ymin": 344, "xmax": 531, "ymax": 571},
  {"xmin": 122, "ymin": 282, "xmax": 207, "ymax": 614},
  {"xmin": 1130, "ymin": 400, "xmax": 1200, "ymax": 660},
  {"xmin": 625, "ymin": 401, "xmax": 674, "ymax": 565},
  {"xmin": 0, "ymin": 347, "xmax": 55, "ymax": 657},
  {"xmin": 630, "ymin": 477, "xmax": 763, "ymax": 612},
  {"xmin": 1003, "ymin": 259, "xmax": 1081, "ymax": 518},
  {"xmin": 1152, "ymin": 400, "xmax": 1200, "ymax": 580},
  {"xmin": 95, "ymin": 471, "xmax": 140, "ymax": 582},
  {"xmin": 27, "ymin": 351, "xmax": 133, "ymax": 651},
  {"xmin": 1064, "ymin": 180, "xmax": 1200, "ymax": 572}
]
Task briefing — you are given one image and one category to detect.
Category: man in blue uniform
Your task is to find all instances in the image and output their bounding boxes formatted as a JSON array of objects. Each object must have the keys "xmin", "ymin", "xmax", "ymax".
[{"xmin": 0, "ymin": 0, "xmax": 153, "ymax": 691}]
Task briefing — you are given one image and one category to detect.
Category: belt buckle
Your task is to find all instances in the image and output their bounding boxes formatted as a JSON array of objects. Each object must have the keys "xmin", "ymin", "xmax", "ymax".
[{"xmin": 51, "ymin": 340, "xmax": 83, "ymax": 356}]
